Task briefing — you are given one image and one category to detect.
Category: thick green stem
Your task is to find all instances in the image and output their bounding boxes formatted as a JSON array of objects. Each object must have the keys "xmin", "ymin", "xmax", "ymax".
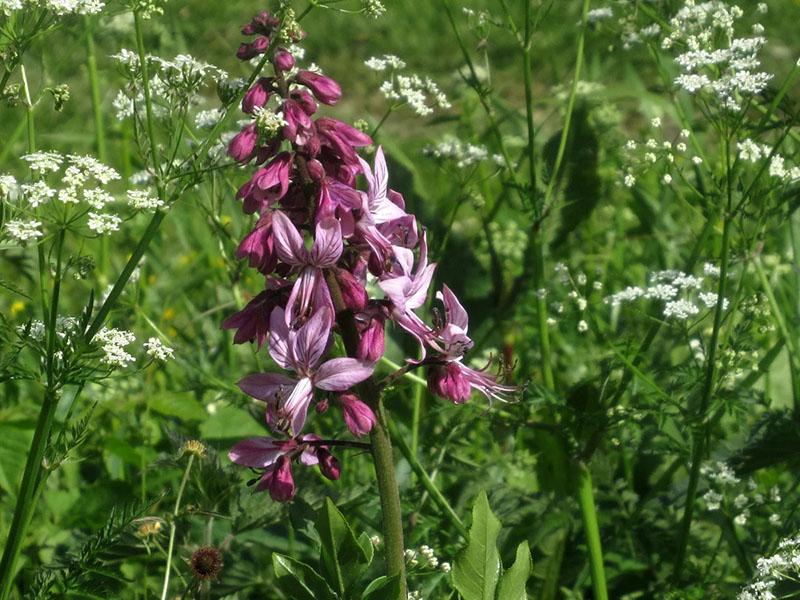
[
  {"xmin": 576, "ymin": 463, "xmax": 608, "ymax": 600},
  {"xmin": 674, "ymin": 139, "xmax": 735, "ymax": 579},
  {"xmin": 324, "ymin": 271, "xmax": 406, "ymax": 598},
  {"xmin": 160, "ymin": 454, "xmax": 195, "ymax": 600}
]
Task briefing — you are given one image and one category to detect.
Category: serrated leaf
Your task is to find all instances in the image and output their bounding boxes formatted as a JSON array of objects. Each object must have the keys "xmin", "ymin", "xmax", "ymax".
[
  {"xmin": 362, "ymin": 575, "xmax": 401, "ymax": 600},
  {"xmin": 496, "ymin": 542, "xmax": 532, "ymax": 600},
  {"xmin": 453, "ymin": 490, "xmax": 501, "ymax": 600},
  {"xmin": 317, "ymin": 497, "xmax": 370, "ymax": 596},
  {"xmin": 272, "ymin": 553, "xmax": 337, "ymax": 600}
]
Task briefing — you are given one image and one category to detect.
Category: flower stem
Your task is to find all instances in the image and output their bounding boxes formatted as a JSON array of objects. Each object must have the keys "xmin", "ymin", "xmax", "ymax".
[
  {"xmin": 161, "ymin": 453, "xmax": 195, "ymax": 600},
  {"xmin": 576, "ymin": 463, "xmax": 608, "ymax": 600},
  {"xmin": 674, "ymin": 138, "xmax": 735, "ymax": 579},
  {"xmin": 324, "ymin": 271, "xmax": 407, "ymax": 598}
]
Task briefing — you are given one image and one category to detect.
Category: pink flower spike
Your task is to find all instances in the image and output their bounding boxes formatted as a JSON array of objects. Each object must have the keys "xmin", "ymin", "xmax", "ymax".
[
  {"xmin": 257, "ymin": 455, "xmax": 296, "ymax": 501},
  {"xmin": 295, "ymin": 70, "xmax": 342, "ymax": 105},
  {"xmin": 255, "ymin": 152, "xmax": 293, "ymax": 204}
]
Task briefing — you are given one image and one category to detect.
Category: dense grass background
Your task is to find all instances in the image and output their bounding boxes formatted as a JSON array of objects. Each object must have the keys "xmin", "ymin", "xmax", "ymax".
[{"xmin": 2, "ymin": 0, "xmax": 800, "ymax": 598}]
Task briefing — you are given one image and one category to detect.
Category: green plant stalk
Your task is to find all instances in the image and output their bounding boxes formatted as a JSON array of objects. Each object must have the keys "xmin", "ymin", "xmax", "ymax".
[
  {"xmin": 133, "ymin": 9, "xmax": 162, "ymax": 181},
  {"xmin": 576, "ymin": 463, "xmax": 608, "ymax": 600},
  {"xmin": 160, "ymin": 453, "xmax": 195, "ymax": 600},
  {"xmin": 387, "ymin": 418, "xmax": 468, "ymax": 538},
  {"xmin": 674, "ymin": 139, "xmax": 736, "ymax": 579},
  {"xmin": 0, "ymin": 69, "xmax": 66, "ymax": 600},
  {"xmin": 324, "ymin": 272, "xmax": 406, "ymax": 598}
]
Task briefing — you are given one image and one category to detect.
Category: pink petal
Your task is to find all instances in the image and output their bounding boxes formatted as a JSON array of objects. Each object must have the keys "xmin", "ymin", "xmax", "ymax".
[
  {"xmin": 238, "ymin": 372, "xmax": 297, "ymax": 401},
  {"xmin": 315, "ymin": 358, "xmax": 374, "ymax": 391},
  {"xmin": 310, "ymin": 217, "xmax": 343, "ymax": 267},
  {"xmin": 271, "ymin": 210, "xmax": 308, "ymax": 266},
  {"xmin": 228, "ymin": 437, "xmax": 294, "ymax": 468},
  {"xmin": 292, "ymin": 306, "xmax": 332, "ymax": 370},
  {"xmin": 269, "ymin": 307, "xmax": 294, "ymax": 369},
  {"xmin": 439, "ymin": 284, "xmax": 469, "ymax": 331},
  {"xmin": 284, "ymin": 267, "xmax": 318, "ymax": 327},
  {"xmin": 405, "ymin": 263, "xmax": 437, "ymax": 310},
  {"xmin": 282, "ymin": 377, "xmax": 314, "ymax": 434}
]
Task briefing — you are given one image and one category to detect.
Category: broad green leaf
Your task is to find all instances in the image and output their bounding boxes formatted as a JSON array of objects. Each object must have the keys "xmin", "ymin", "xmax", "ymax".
[
  {"xmin": 357, "ymin": 531, "xmax": 375, "ymax": 567},
  {"xmin": 148, "ymin": 391, "xmax": 206, "ymax": 421},
  {"xmin": 200, "ymin": 405, "xmax": 265, "ymax": 440},
  {"xmin": 496, "ymin": 542, "xmax": 532, "ymax": 600},
  {"xmin": 317, "ymin": 497, "xmax": 371, "ymax": 596},
  {"xmin": 453, "ymin": 490, "xmax": 501, "ymax": 600},
  {"xmin": 362, "ymin": 575, "xmax": 401, "ymax": 600},
  {"xmin": 0, "ymin": 422, "xmax": 34, "ymax": 496},
  {"xmin": 272, "ymin": 553, "xmax": 337, "ymax": 600}
]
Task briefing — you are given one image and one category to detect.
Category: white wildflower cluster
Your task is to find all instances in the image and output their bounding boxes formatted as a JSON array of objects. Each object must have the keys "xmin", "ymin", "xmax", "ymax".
[
  {"xmin": 404, "ymin": 544, "xmax": 449, "ymax": 574},
  {"xmin": 1, "ymin": 152, "xmax": 130, "ymax": 242},
  {"xmin": 407, "ymin": 592, "xmax": 422, "ymax": 600},
  {"xmin": 662, "ymin": 1, "xmax": 772, "ymax": 111},
  {"xmin": 621, "ymin": 125, "xmax": 701, "ymax": 188},
  {"xmin": 194, "ymin": 108, "xmax": 224, "ymax": 129},
  {"xmin": 423, "ymin": 137, "xmax": 503, "ymax": 170},
  {"xmin": 739, "ymin": 532, "xmax": 800, "ymax": 600},
  {"xmin": 126, "ymin": 189, "xmax": 163, "ymax": 211},
  {"xmin": 605, "ymin": 267, "xmax": 728, "ymax": 321},
  {"xmin": 586, "ymin": 7, "xmax": 614, "ymax": 24},
  {"xmin": 547, "ymin": 263, "xmax": 602, "ymax": 332},
  {"xmin": 253, "ymin": 106, "xmax": 287, "ymax": 137},
  {"xmin": 737, "ymin": 138, "xmax": 800, "ymax": 184},
  {"xmin": 362, "ymin": 0, "xmax": 385, "ymax": 18},
  {"xmin": 130, "ymin": 0, "xmax": 164, "ymax": 19},
  {"xmin": 92, "ymin": 327, "xmax": 136, "ymax": 368},
  {"xmin": 5, "ymin": 220, "xmax": 44, "ymax": 242},
  {"xmin": 143, "ymin": 337, "xmax": 174, "ymax": 361},
  {"xmin": 0, "ymin": 0, "xmax": 103, "ymax": 16},
  {"xmin": 112, "ymin": 51, "xmax": 227, "ymax": 121},
  {"xmin": 366, "ymin": 55, "xmax": 450, "ymax": 116}
]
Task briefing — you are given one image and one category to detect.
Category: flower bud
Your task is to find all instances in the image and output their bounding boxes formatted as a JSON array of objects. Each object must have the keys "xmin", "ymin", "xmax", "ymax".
[
  {"xmin": 227, "ymin": 124, "xmax": 259, "ymax": 164},
  {"xmin": 242, "ymin": 77, "xmax": 272, "ymax": 114},
  {"xmin": 315, "ymin": 397, "xmax": 329, "ymax": 413},
  {"xmin": 338, "ymin": 393, "xmax": 376, "ymax": 437},
  {"xmin": 316, "ymin": 448, "xmax": 341, "ymax": 480},
  {"xmin": 306, "ymin": 158, "xmax": 325, "ymax": 181},
  {"xmin": 295, "ymin": 70, "xmax": 342, "ymax": 105},
  {"xmin": 357, "ymin": 316, "xmax": 385, "ymax": 363},
  {"xmin": 237, "ymin": 36, "xmax": 269, "ymax": 61},
  {"xmin": 335, "ymin": 269, "xmax": 368, "ymax": 312},
  {"xmin": 260, "ymin": 455, "xmax": 295, "ymax": 502},
  {"xmin": 242, "ymin": 11, "xmax": 280, "ymax": 36},
  {"xmin": 273, "ymin": 49, "xmax": 295, "ymax": 72},
  {"xmin": 427, "ymin": 362, "xmax": 471, "ymax": 404},
  {"xmin": 291, "ymin": 89, "xmax": 318, "ymax": 115}
]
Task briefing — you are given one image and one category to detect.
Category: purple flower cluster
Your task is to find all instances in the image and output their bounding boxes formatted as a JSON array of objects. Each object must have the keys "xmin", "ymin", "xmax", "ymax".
[{"xmin": 224, "ymin": 10, "xmax": 515, "ymax": 501}]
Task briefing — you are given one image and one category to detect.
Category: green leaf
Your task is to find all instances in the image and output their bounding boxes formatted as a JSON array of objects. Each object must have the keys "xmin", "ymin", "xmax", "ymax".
[
  {"xmin": 200, "ymin": 405, "xmax": 265, "ymax": 440},
  {"xmin": 357, "ymin": 531, "xmax": 375, "ymax": 568},
  {"xmin": 148, "ymin": 391, "xmax": 206, "ymax": 421},
  {"xmin": 453, "ymin": 490, "xmax": 502, "ymax": 600},
  {"xmin": 496, "ymin": 542, "xmax": 532, "ymax": 600},
  {"xmin": 0, "ymin": 422, "xmax": 34, "ymax": 496},
  {"xmin": 317, "ymin": 498, "xmax": 371, "ymax": 596},
  {"xmin": 272, "ymin": 553, "xmax": 338, "ymax": 600},
  {"xmin": 362, "ymin": 575, "xmax": 401, "ymax": 600}
]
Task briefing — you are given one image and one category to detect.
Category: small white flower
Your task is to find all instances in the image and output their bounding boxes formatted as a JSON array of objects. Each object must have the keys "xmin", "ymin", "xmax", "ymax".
[
  {"xmin": 662, "ymin": 174, "xmax": 673, "ymax": 184},
  {"xmin": 5, "ymin": 219, "xmax": 44, "ymax": 241},
  {"xmin": 127, "ymin": 189, "xmax": 164, "ymax": 211},
  {"xmin": 650, "ymin": 117, "xmax": 662, "ymax": 128},
  {"xmin": 144, "ymin": 337, "xmax": 175, "ymax": 361},
  {"xmin": 87, "ymin": 212, "xmax": 122, "ymax": 235},
  {"xmin": 577, "ymin": 320, "xmax": 589, "ymax": 333},
  {"xmin": 623, "ymin": 173, "xmax": 636, "ymax": 187}
]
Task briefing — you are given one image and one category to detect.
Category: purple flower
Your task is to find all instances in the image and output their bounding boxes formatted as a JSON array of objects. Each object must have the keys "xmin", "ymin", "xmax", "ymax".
[
  {"xmin": 235, "ymin": 213, "xmax": 277, "ymax": 274},
  {"xmin": 242, "ymin": 77, "xmax": 273, "ymax": 114},
  {"xmin": 357, "ymin": 310, "xmax": 385, "ymax": 363},
  {"xmin": 241, "ymin": 11, "xmax": 280, "ymax": 36},
  {"xmin": 222, "ymin": 281, "xmax": 288, "ymax": 348},
  {"xmin": 378, "ymin": 232, "xmax": 436, "ymax": 352},
  {"xmin": 228, "ymin": 434, "xmax": 329, "ymax": 501},
  {"xmin": 272, "ymin": 210, "xmax": 344, "ymax": 324},
  {"xmin": 228, "ymin": 124, "xmax": 259, "ymax": 164},
  {"xmin": 338, "ymin": 393, "xmax": 376, "ymax": 436},
  {"xmin": 427, "ymin": 362, "xmax": 471, "ymax": 404},
  {"xmin": 295, "ymin": 70, "xmax": 342, "ymax": 105},
  {"xmin": 273, "ymin": 49, "xmax": 295, "ymax": 72},
  {"xmin": 237, "ymin": 153, "xmax": 294, "ymax": 214},
  {"xmin": 237, "ymin": 36, "xmax": 270, "ymax": 61},
  {"xmin": 238, "ymin": 306, "xmax": 374, "ymax": 434},
  {"xmin": 282, "ymin": 99, "xmax": 314, "ymax": 145}
]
